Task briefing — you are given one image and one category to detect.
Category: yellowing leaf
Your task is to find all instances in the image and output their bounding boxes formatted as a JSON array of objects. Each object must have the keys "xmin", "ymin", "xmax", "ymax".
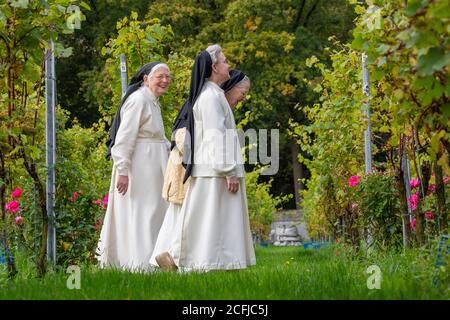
[{"xmin": 245, "ymin": 17, "xmax": 257, "ymax": 31}]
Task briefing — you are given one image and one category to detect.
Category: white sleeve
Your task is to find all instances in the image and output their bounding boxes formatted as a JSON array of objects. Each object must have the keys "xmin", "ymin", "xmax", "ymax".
[
  {"xmin": 200, "ymin": 92, "xmax": 237, "ymax": 176},
  {"xmin": 111, "ymin": 94, "xmax": 148, "ymax": 176}
]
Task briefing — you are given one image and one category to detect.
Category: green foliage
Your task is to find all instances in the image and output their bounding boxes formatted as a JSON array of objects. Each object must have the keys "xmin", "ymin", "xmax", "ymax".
[
  {"xmin": 55, "ymin": 191, "xmax": 105, "ymax": 266},
  {"xmin": 53, "ymin": 111, "xmax": 111, "ymax": 265},
  {"xmin": 55, "ymin": 111, "xmax": 111, "ymax": 197},
  {"xmin": 147, "ymin": 0, "xmax": 357, "ymax": 206},
  {"xmin": 245, "ymin": 167, "xmax": 292, "ymax": 240},
  {"xmin": 57, "ymin": 1, "xmax": 151, "ymax": 126},
  {"xmin": 294, "ymin": 43, "xmax": 368, "ymax": 242},
  {"xmin": 351, "ymin": 0, "xmax": 450, "ymax": 168},
  {"xmin": 96, "ymin": 12, "xmax": 192, "ymax": 138},
  {"xmin": 1, "ymin": 246, "xmax": 446, "ymax": 299},
  {"xmin": 297, "ymin": 0, "xmax": 449, "ymax": 247},
  {"xmin": 0, "ymin": 0, "xmax": 89, "ymax": 276},
  {"xmin": 353, "ymin": 170, "xmax": 403, "ymax": 248},
  {"xmin": 2, "ymin": 109, "xmax": 111, "ymax": 267}
]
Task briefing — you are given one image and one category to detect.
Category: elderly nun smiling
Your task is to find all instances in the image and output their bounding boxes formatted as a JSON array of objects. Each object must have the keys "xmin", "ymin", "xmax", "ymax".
[{"xmin": 97, "ymin": 62, "xmax": 172, "ymax": 272}]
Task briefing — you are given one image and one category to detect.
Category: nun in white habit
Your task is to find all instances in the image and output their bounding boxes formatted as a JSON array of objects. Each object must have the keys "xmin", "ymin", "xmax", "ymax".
[
  {"xmin": 96, "ymin": 62, "xmax": 172, "ymax": 272},
  {"xmin": 154, "ymin": 45, "xmax": 256, "ymax": 272}
]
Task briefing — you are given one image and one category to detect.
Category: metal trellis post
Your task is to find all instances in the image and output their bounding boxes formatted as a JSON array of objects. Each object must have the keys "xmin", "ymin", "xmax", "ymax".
[
  {"xmin": 361, "ymin": 52, "xmax": 372, "ymax": 175},
  {"xmin": 401, "ymin": 147, "xmax": 413, "ymax": 248},
  {"xmin": 120, "ymin": 54, "xmax": 128, "ymax": 98},
  {"xmin": 45, "ymin": 40, "xmax": 56, "ymax": 264}
]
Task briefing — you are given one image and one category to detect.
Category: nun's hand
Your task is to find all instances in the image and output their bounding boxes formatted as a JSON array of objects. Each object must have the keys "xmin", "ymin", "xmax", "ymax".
[
  {"xmin": 226, "ymin": 176, "xmax": 239, "ymax": 193},
  {"xmin": 116, "ymin": 175, "xmax": 129, "ymax": 195}
]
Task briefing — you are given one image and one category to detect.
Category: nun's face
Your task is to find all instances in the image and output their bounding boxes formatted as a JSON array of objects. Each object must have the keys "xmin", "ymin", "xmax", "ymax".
[
  {"xmin": 146, "ymin": 67, "xmax": 171, "ymax": 97},
  {"xmin": 225, "ymin": 81, "xmax": 250, "ymax": 109},
  {"xmin": 212, "ymin": 52, "xmax": 230, "ymax": 83}
]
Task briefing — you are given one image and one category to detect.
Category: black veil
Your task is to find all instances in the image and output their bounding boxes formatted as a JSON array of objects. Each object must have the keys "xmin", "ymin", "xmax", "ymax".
[
  {"xmin": 106, "ymin": 61, "xmax": 162, "ymax": 160},
  {"xmin": 220, "ymin": 69, "xmax": 245, "ymax": 92},
  {"xmin": 172, "ymin": 51, "xmax": 212, "ymax": 183}
]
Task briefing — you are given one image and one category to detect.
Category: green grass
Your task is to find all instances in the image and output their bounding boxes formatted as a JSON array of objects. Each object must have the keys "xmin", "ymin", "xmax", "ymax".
[{"xmin": 0, "ymin": 245, "xmax": 448, "ymax": 299}]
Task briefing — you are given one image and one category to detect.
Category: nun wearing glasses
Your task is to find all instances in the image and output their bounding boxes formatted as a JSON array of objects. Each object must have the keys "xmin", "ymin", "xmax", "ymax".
[
  {"xmin": 96, "ymin": 62, "xmax": 172, "ymax": 272},
  {"xmin": 153, "ymin": 45, "xmax": 256, "ymax": 272}
]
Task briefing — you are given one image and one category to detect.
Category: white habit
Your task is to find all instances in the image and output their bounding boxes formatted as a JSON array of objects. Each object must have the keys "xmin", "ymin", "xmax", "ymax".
[
  {"xmin": 96, "ymin": 85, "xmax": 170, "ymax": 272},
  {"xmin": 170, "ymin": 81, "xmax": 256, "ymax": 271}
]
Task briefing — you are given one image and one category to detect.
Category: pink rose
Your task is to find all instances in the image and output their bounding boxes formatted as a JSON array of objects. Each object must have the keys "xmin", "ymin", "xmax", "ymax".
[
  {"xmin": 15, "ymin": 216, "xmax": 23, "ymax": 225},
  {"xmin": 102, "ymin": 194, "xmax": 109, "ymax": 209},
  {"xmin": 94, "ymin": 218, "xmax": 103, "ymax": 231},
  {"xmin": 351, "ymin": 203, "xmax": 358, "ymax": 209},
  {"xmin": 348, "ymin": 176, "xmax": 360, "ymax": 188},
  {"xmin": 410, "ymin": 218, "xmax": 416, "ymax": 230},
  {"xmin": 6, "ymin": 200, "xmax": 20, "ymax": 213},
  {"xmin": 92, "ymin": 199, "xmax": 103, "ymax": 205},
  {"xmin": 11, "ymin": 188, "xmax": 23, "ymax": 198},
  {"xmin": 444, "ymin": 176, "xmax": 450, "ymax": 185},
  {"xmin": 70, "ymin": 191, "xmax": 80, "ymax": 203},
  {"xmin": 409, "ymin": 179, "xmax": 420, "ymax": 189},
  {"xmin": 408, "ymin": 193, "xmax": 418, "ymax": 211},
  {"xmin": 428, "ymin": 184, "xmax": 436, "ymax": 192},
  {"xmin": 424, "ymin": 211, "xmax": 434, "ymax": 220}
]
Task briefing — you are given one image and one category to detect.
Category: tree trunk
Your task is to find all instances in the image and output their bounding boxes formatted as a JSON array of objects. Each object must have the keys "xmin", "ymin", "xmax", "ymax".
[
  {"xmin": 21, "ymin": 150, "xmax": 47, "ymax": 277},
  {"xmin": 0, "ymin": 153, "xmax": 17, "ymax": 278},
  {"xmin": 395, "ymin": 165, "xmax": 411, "ymax": 248},
  {"xmin": 414, "ymin": 161, "xmax": 431, "ymax": 246},
  {"xmin": 434, "ymin": 157, "xmax": 447, "ymax": 232},
  {"xmin": 290, "ymin": 140, "xmax": 305, "ymax": 210}
]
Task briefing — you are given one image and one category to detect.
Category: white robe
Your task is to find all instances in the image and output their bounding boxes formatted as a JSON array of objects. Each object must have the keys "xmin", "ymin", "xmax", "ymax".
[
  {"xmin": 149, "ymin": 202, "xmax": 182, "ymax": 267},
  {"xmin": 172, "ymin": 177, "xmax": 256, "ymax": 271},
  {"xmin": 96, "ymin": 85, "xmax": 170, "ymax": 272},
  {"xmin": 165, "ymin": 81, "xmax": 256, "ymax": 271}
]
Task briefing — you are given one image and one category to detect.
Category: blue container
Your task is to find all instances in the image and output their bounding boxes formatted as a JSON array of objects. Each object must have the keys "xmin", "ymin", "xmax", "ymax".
[
  {"xmin": 434, "ymin": 234, "xmax": 449, "ymax": 267},
  {"xmin": 0, "ymin": 247, "xmax": 14, "ymax": 265},
  {"xmin": 303, "ymin": 242, "xmax": 330, "ymax": 250}
]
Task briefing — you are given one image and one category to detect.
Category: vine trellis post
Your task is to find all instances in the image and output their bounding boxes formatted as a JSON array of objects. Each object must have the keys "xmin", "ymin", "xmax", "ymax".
[
  {"xmin": 45, "ymin": 40, "xmax": 56, "ymax": 264},
  {"xmin": 361, "ymin": 52, "xmax": 374, "ymax": 248},
  {"xmin": 120, "ymin": 54, "xmax": 128, "ymax": 97},
  {"xmin": 361, "ymin": 52, "xmax": 372, "ymax": 175}
]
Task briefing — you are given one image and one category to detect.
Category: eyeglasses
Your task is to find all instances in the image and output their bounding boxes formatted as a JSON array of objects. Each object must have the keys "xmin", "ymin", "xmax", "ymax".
[{"xmin": 154, "ymin": 75, "xmax": 173, "ymax": 81}]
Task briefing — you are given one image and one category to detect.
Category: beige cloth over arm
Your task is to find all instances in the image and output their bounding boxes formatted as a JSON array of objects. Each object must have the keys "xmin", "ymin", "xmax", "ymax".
[{"xmin": 162, "ymin": 127, "xmax": 191, "ymax": 205}]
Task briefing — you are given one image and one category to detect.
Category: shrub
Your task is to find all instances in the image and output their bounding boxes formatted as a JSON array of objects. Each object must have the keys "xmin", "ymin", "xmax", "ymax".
[{"xmin": 245, "ymin": 167, "xmax": 292, "ymax": 241}]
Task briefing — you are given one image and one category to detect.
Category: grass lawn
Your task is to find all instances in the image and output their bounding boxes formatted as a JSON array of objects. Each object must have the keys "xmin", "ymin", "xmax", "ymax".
[{"xmin": 0, "ymin": 245, "xmax": 448, "ymax": 299}]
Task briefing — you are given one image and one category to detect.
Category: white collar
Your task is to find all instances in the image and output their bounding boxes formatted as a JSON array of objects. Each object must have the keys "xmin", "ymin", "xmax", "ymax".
[
  {"xmin": 141, "ymin": 85, "xmax": 159, "ymax": 104},
  {"xmin": 207, "ymin": 80, "xmax": 224, "ymax": 93}
]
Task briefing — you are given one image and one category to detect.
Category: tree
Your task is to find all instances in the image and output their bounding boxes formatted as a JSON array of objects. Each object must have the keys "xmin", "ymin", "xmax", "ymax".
[
  {"xmin": 0, "ymin": 0, "xmax": 87, "ymax": 276},
  {"xmin": 297, "ymin": 0, "xmax": 449, "ymax": 246},
  {"xmin": 146, "ymin": 0, "xmax": 356, "ymax": 210},
  {"xmin": 56, "ymin": 0, "xmax": 152, "ymax": 127}
]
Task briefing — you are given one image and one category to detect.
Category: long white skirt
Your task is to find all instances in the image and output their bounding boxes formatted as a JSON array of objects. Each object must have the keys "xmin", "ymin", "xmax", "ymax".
[
  {"xmin": 96, "ymin": 141, "xmax": 169, "ymax": 272},
  {"xmin": 149, "ymin": 203, "xmax": 182, "ymax": 267},
  {"xmin": 171, "ymin": 177, "xmax": 256, "ymax": 271}
]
